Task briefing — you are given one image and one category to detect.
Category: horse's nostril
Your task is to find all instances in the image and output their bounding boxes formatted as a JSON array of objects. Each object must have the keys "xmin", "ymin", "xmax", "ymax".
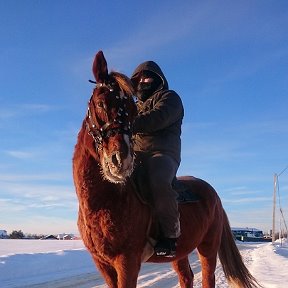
[{"xmin": 111, "ymin": 153, "xmax": 119, "ymax": 166}]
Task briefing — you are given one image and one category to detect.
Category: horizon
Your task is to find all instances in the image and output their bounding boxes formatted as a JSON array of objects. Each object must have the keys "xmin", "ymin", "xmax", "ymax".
[
  {"xmin": 1, "ymin": 1, "xmax": 288, "ymax": 235},
  {"xmin": 1, "ymin": 226, "xmax": 273, "ymax": 238}
]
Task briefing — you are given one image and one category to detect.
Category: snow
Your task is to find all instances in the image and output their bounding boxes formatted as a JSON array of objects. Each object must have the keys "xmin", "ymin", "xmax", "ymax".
[{"xmin": 0, "ymin": 239, "xmax": 287, "ymax": 287}]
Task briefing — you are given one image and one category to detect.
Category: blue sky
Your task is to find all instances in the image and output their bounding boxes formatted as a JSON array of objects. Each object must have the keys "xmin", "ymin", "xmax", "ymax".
[{"xmin": 0, "ymin": 0, "xmax": 287, "ymax": 235}]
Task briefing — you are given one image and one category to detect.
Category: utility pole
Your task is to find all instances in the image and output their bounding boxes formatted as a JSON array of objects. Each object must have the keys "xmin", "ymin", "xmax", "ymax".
[
  {"xmin": 272, "ymin": 165, "xmax": 288, "ymax": 244},
  {"xmin": 272, "ymin": 173, "xmax": 277, "ymax": 243}
]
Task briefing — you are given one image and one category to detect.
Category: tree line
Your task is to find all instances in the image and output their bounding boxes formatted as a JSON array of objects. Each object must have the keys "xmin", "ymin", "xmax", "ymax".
[{"xmin": 4, "ymin": 230, "xmax": 45, "ymax": 239}]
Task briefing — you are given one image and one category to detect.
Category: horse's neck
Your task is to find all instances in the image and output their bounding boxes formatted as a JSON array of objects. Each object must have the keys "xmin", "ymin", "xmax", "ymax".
[{"xmin": 74, "ymin": 122, "xmax": 99, "ymax": 160}]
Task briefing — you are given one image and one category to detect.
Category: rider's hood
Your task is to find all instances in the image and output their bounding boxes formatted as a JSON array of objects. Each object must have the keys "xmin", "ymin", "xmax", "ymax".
[{"xmin": 131, "ymin": 61, "xmax": 169, "ymax": 90}]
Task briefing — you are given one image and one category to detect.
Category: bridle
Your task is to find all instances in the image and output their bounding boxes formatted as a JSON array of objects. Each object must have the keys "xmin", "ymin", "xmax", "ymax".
[{"xmin": 85, "ymin": 82, "xmax": 133, "ymax": 151}]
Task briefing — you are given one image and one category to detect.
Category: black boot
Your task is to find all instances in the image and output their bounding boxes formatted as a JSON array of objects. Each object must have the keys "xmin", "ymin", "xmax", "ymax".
[{"xmin": 154, "ymin": 238, "xmax": 177, "ymax": 257}]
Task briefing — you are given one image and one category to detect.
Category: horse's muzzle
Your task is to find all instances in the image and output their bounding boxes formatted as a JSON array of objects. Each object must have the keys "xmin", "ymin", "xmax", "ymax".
[{"xmin": 101, "ymin": 139, "xmax": 134, "ymax": 183}]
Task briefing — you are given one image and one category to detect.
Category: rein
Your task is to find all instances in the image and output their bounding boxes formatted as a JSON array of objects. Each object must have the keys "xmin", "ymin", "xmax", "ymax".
[{"xmin": 85, "ymin": 81, "xmax": 132, "ymax": 151}]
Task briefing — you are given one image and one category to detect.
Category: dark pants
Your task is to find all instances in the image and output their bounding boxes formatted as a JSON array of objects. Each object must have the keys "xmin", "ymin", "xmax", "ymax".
[{"xmin": 143, "ymin": 153, "xmax": 180, "ymax": 238}]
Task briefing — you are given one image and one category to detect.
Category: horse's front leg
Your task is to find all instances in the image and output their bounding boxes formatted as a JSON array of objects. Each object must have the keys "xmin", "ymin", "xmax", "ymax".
[
  {"xmin": 92, "ymin": 256, "xmax": 118, "ymax": 288},
  {"xmin": 172, "ymin": 256, "xmax": 194, "ymax": 288},
  {"xmin": 114, "ymin": 254, "xmax": 141, "ymax": 288}
]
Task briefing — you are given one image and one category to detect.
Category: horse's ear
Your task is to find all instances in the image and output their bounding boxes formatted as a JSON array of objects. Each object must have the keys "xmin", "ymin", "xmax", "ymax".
[{"xmin": 92, "ymin": 51, "xmax": 108, "ymax": 83}]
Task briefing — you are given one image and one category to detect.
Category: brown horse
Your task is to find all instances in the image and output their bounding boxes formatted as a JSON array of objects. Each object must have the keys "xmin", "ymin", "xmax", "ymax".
[{"xmin": 73, "ymin": 51, "xmax": 260, "ymax": 288}]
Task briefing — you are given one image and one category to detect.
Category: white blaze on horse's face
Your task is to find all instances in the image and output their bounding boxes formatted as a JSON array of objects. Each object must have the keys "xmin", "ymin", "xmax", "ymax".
[{"xmin": 100, "ymin": 134, "xmax": 134, "ymax": 184}]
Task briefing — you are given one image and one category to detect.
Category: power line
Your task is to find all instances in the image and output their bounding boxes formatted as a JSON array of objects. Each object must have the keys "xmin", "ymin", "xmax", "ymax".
[{"xmin": 278, "ymin": 165, "xmax": 288, "ymax": 177}]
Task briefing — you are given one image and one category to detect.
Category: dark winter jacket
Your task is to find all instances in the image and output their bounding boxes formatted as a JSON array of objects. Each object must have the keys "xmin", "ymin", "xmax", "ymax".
[{"xmin": 131, "ymin": 61, "xmax": 184, "ymax": 164}]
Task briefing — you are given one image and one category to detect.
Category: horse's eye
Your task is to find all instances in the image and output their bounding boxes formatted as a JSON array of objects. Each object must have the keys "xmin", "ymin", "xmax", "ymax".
[{"xmin": 97, "ymin": 101, "xmax": 104, "ymax": 108}]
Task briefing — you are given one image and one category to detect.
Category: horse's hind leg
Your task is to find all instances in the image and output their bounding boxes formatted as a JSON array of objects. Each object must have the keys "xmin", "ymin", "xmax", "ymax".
[
  {"xmin": 172, "ymin": 256, "xmax": 194, "ymax": 288},
  {"xmin": 197, "ymin": 210, "xmax": 222, "ymax": 288},
  {"xmin": 197, "ymin": 250, "xmax": 217, "ymax": 288}
]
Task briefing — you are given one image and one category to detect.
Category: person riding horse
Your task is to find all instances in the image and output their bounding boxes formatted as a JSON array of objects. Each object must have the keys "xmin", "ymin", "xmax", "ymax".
[
  {"xmin": 74, "ymin": 51, "xmax": 260, "ymax": 287},
  {"xmin": 131, "ymin": 61, "xmax": 184, "ymax": 257}
]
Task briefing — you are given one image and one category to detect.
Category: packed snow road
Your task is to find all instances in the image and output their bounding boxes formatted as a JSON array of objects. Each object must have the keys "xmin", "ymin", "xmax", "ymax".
[{"xmin": 1, "ymin": 239, "xmax": 288, "ymax": 287}]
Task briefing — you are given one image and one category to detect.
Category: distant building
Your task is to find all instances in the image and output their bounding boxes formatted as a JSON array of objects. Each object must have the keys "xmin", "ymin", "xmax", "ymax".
[
  {"xmin": 0, "ymin": 230, "xmax": 8, "ymax": 238},
  {"xmin": 57, "ymin": 233, "xmax": 75, "ymax": 240},
  {"xmin": 231, "ymin": 227, "xmax": 271, "ymax": 242},
  {"xmin": 232, "ymin": 227, "xmax": 264, "ymax": 238},
  {"xmin": 40, "ymin": 234, "xmax": 58, "ymax": 240}
]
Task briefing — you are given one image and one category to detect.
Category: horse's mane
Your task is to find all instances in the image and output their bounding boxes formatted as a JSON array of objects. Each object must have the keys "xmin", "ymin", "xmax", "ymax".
[{"xmin": 110, "ymin": 71, "xmax": 135, "ymax": 97}]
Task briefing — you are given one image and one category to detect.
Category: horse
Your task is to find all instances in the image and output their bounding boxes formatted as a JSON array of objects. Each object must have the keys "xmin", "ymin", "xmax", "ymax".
[{"xmin": 73, "ymin": 51, "xmax": 260, "ymax": 288}]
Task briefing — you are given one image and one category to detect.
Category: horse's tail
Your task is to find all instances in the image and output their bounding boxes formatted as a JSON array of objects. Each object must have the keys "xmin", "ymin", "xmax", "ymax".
[{"xmin": 218, "ymin": 210, "xmax": 261, "ymax": 288}]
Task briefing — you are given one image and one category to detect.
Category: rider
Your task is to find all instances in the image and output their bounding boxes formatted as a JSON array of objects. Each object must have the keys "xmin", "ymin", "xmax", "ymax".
[{"xmin": 131, "ymin": 60, "xmax": 184, "ymax": 257}]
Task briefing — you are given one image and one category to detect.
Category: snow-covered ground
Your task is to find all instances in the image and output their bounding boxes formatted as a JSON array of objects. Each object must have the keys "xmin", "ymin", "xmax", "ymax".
[{"xmin": 0, "ymin": 239, "xmax": 287, "ymax": 287}]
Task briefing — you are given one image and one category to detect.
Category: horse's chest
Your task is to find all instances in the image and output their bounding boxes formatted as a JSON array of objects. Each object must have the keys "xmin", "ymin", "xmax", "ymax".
[
  {"xmin": 94, "ymin": 210, "xmax": 124, "ymax": 238},
  {"xmin": 80, "ymin": 208, "xmax": 129, "ymax": 255}
]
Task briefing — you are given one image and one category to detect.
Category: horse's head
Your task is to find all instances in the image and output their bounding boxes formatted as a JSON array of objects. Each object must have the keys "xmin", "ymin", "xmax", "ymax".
[{"xmin": 85, "ymin": 51, "xmax": 137, "ymax": 184}]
